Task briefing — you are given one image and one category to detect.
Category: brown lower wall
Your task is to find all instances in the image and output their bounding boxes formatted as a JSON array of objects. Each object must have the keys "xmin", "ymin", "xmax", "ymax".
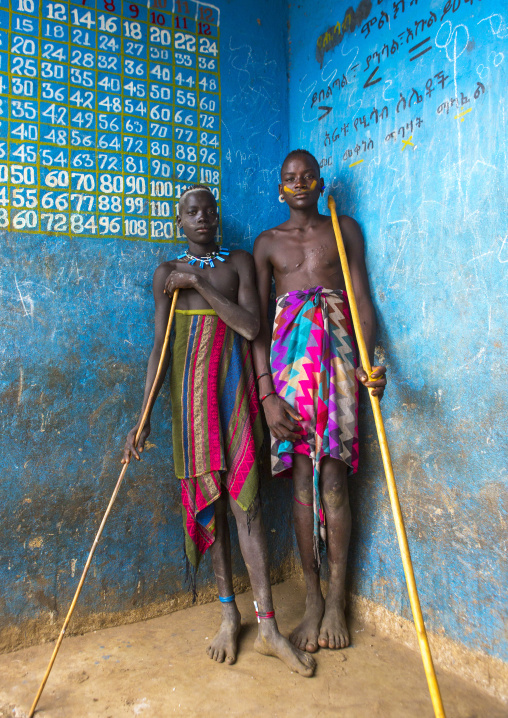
[
  {"xmin": 348, "ymin": 592, "xmax": 508, "ymax": 705},
  {"xmin": 0, "ymin": 558, "xmax": 297, "ymax": 655}
]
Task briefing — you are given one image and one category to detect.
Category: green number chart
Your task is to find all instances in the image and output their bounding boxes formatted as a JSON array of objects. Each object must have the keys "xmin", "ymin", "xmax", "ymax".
[{"xmin": 0, "ymin": 0, "xmax": 221, "ymax": 242}]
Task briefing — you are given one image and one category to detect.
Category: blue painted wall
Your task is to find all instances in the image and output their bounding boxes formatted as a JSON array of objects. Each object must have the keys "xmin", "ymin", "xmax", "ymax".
[
  {"xmin": 0, "ymin": 0, "xmax": 291, "ymax": 647},
  {"xmin": 288, "ymin": 0, "xmax": 507, "ymax": 662},
  {"xmin": 2, "ymin": 0, "xmax": 506, "ymax": 668}
]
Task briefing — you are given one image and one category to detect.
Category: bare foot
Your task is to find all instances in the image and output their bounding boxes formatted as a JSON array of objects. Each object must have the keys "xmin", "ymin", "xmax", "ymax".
[
  {"xmin": 255, "ymin": 619, "xmax": 316, "ymax": 676},
  {"xmin": 318, "ymin": 598, "xmax": 349, "ymax": 649},
  {"xmin": 206, "ymin": 603, "xmax": 241, "ymax": 664},
  {"xmin": 289, "ymin": 593, "xmax": 325, "ymax": 653}
]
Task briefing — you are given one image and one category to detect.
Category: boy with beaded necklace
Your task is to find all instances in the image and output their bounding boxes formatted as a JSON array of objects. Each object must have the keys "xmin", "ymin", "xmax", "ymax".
[{"xmin": 122, "ymin": 185, "xmax": 315, "ymax": 676}]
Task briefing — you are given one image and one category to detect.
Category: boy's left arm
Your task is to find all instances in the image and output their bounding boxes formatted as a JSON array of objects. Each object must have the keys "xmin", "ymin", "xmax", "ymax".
[
  {"xmin": 340, "ymin": 216, "xmax": 387, "ymax": 398},
  {"xmin": 234, "ymin": 250, "xmax": 261, "ymax": 340},
  {"xmin": 165, "ymin": 251, "xmax": 260, "ymax": 341}
]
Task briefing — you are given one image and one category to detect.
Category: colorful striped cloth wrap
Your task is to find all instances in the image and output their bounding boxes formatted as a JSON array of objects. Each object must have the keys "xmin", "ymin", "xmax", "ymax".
[
  {"xmin": 270, "ymin": 287, "xmax": 359, "ymax": 564},
  {"xmin": 170, "ymin": 309, "xmax": 263, "ymax": 570}
]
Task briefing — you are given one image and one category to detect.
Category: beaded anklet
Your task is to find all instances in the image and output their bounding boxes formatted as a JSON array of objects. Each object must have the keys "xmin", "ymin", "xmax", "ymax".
[
  {"xmin": 219, "ymin": 594, "xmax": 235, "ymax": 603},
  {"xmin": 253, "ymin": 600, "xmax": 275, "ymax": 623}
]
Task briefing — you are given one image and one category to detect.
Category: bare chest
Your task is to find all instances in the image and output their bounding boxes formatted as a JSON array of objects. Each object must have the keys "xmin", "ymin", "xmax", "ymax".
[
  {"xmin": 175, "ymin": 261, "xmax": 239, "ymax": 309},
  {"xmin": 205, "ymin": 263, "xmax": 239, "ymax": 298},
  {"xmin": 271, "ymin": 235, "xmax": 339, "ymax": 276}
]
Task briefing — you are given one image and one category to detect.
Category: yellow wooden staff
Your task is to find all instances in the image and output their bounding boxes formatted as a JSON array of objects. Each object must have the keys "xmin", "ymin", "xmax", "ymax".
[
  {"xmin": 28, "ymin": 290, "xmax": 180, "ymax": 718},
  {"xmin": 328, "ymin": 196, "xmax": 445, "ymax": 718}
]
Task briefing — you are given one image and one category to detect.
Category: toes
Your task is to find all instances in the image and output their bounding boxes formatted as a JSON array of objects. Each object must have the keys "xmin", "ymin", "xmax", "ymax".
[
  {"xmin": 297, "ymin": 662, "xmax": 315, "ymax": 677},
  {"xmin": 318, "ymin": 632, "xmax": 329, "ymax": 648},
  {"xmin": 290, "ymin": 633, "xmax": 303, "ymax": 651},
  {"xmin": 225, "ymin": 653, "xmax": 236, "ymax": 665},
  {"xmin": 319, "ymin": 626, "xmax": 350, "ymax": 650},
  {"xmin": 300, "ymin": 652, "xmax": 316, "ymax": 669},
  {"xmin": 328, "ymin": 633, "xmax": 349, "ymax": 649},
  {"xmin": 292, "ymin": 633, "xmax": 318, "ymax": 653},
  {"xmin": 290, "ymin": 654, "xmax": 314, "ymax": 677}
]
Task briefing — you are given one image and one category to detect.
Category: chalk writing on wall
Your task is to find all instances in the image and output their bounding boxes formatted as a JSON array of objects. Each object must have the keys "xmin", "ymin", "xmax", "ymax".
[
  {"xmin": 301, "ymin": 0, "xmax": 499, "ymax": 175},
  {"xmin": 0, "ymin": 0, "xmax": 221, "ymax": 242}
]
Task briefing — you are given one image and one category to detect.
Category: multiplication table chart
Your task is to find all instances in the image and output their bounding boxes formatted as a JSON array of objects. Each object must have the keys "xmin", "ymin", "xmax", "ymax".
[{"xmin": 0, "ymin": 0, "xmax": 221, "ymax": 242}]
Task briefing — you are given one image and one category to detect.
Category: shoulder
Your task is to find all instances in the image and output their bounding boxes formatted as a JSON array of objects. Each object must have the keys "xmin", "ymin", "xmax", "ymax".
[
  {"xmin": 253, "ymin": 224, "xmax": 286, "ymax": 258},
  {"xmin": 338, "ymin": 214, "xmax": 364, "ymax": 252},
  {"xmin": 253, "ymin": 228, "xmax": 275, "ymax": 250},
  {"xmin": 153, "ymin": 260, "xmax": 175, "ymax": 281},
  {"xmin": 229, "ymin": 248, "xmax": 255, "ymax": 274},
  {"xmin": 338, "ymin": 214, "xmax": 361, "ymax": 233},
  {"xmin": 152, "ymin": 259, "xmax": 180, "ymax": 290}
]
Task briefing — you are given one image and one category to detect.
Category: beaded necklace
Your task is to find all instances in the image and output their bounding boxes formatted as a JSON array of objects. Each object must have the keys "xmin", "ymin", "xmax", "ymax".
[{"xmin": 177, "ymin": 247, "xmax": 230, "ymax": 269}]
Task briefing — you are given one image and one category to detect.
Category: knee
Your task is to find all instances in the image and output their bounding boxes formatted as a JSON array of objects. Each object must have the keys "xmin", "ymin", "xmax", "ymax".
[
  {"xmin": 321, "ymin": 476, "xmax": 349, "ymax": 511},
  {"xmin": 294, "ymin": 474, "xmax": 313, "ymax": 506}
]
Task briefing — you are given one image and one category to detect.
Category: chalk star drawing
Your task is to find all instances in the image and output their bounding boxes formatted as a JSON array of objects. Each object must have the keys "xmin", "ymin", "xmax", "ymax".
[
  {"xmin": 349, "ymin": 159, "xmax": 364, "ymax": 168},
  {"xmin": 454, "ymin": 108, "xmax": 472, "ymax": 122},
  {"xmin": 401, "ymin": 135, "xmax": 414, "ymax": 151}
]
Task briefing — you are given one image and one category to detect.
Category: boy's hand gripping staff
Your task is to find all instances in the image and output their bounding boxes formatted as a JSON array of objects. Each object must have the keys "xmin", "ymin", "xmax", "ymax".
[
  {"xmin": 327, "ymin": 196, "xmax": 445, "ymax": 718},
  {"xmin": 28, "ymin": 290, "xmax": 180, "ymax": 718}
]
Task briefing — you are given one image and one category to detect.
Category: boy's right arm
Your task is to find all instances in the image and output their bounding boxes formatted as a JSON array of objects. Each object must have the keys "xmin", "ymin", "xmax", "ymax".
[
  {"xmin": 252, "ymin": 234, "xmax": 301, "ymax": 442},
  {"xmin": 121, "ymin": 264, "xmax": 172, "ymax": 464}
]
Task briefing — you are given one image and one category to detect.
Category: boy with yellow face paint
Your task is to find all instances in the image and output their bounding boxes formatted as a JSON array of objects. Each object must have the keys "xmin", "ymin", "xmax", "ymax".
[{"xmin": 252, "ymin": 150, "xmax": 387, "ymax": 654}]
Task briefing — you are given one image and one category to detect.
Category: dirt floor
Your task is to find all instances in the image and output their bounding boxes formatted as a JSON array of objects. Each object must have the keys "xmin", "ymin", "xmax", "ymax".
[{"xmin": 1, "ymin": 578, "xmax": 505, "ymax": 718}]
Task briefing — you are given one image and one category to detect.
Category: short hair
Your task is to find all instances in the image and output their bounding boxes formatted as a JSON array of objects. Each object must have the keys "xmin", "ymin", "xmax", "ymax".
[
  {"xmin": 281, "ymin": 149, "xmax": 320, "ymax": 174},
  {"xmin": 176, "ymin": 184, "xmax": 216, "ymax": 215}
]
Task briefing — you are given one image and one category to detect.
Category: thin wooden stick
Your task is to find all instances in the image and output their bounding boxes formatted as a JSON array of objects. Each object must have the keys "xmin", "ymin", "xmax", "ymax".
[
  {"xmin": 28, "ymin": 289, "xmax": 180, "ymax": 718},
  {"xmin": 327, "ymin": 196, "xmax": 446, "ymax": 718}
]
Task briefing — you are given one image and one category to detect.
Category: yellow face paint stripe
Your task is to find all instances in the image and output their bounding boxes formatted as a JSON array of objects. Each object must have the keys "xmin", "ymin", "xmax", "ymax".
[{"xmin": 283, "ymin": 179, "xmax": 318, "ymax": 194}]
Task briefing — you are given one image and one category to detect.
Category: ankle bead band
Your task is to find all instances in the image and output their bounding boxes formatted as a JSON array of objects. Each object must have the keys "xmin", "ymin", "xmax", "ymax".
[
  {"xmin": 219, "ymin": 594, "xmax": 235, "ymax": 603},
  {"xmin": 253, "ymin": 600, "xmax": 275, "ymax": 623}
]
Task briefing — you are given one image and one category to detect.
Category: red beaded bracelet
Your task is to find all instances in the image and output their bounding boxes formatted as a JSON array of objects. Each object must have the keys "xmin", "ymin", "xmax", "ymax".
[
  {"xmin": 259, "ymin": 391, "xmax": 277, "ymax": 402},
  {"xmin": 256, "ymin": 372, "xmax": 271, "ymax": 382}
]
